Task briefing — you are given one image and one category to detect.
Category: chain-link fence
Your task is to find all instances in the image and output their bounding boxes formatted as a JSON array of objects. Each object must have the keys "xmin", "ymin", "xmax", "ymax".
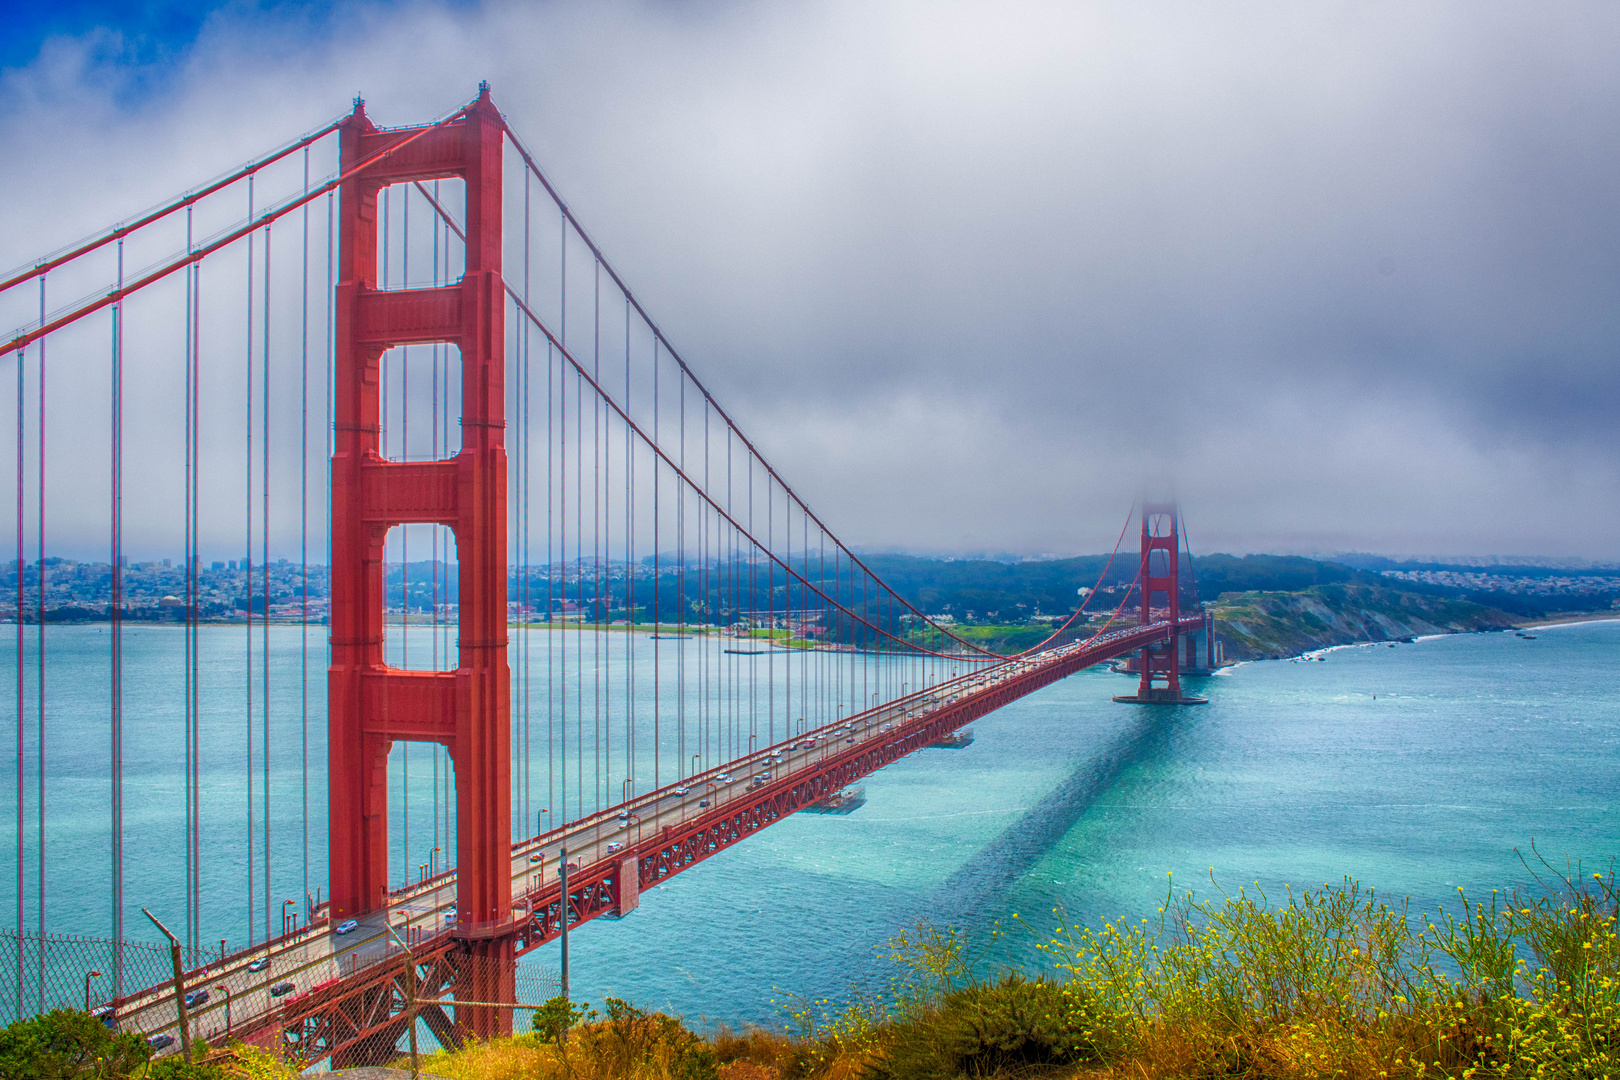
[
  {"xmin": 515, "ymin": 960, "xmax": 561, "ymax": 1005},
  {"xmin": 0, "ymin": 929, "xmax": 207, "ymax": 1022}
]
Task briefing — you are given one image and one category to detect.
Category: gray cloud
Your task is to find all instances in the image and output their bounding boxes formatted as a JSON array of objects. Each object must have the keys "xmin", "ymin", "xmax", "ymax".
[{"xmin": 2, "ymin": 0, "xmax": 1616, "ymax": 559}]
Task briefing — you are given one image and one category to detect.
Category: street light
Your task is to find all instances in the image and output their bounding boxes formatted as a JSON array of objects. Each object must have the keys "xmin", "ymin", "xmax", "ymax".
[
  {"xmin": 83, "ymin": 969, "xmax": 101, "ymax": 1011},
  {"xmin": 215, "ymin": 983, "xmax": 232, "ymax": 1037},
  {"xmin": 281, "ymin": 899, "xmax": 296, "ymax": 936}
]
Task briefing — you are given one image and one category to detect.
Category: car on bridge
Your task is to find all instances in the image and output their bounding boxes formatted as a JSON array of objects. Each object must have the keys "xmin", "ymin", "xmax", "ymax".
[
  {"xmin": 184, "ymin": 989, "xmax": 209, "ymax": 1008},
  {"xmin": 147, "ymin": 1033, "xmax": 174, "ymax": 1051},
  {"xmin": 270, "ymin": 981, "xmax": 295, "ymax": 997},
  {"xmin": 674, "ymin": 785, "xmax": 690, "ymax": 795},
  {"xmin": 335, "ymin": 919, "xmax": 359, "ymax": 935},
  {"xmin": 528, "ymin": 852, "xmax": 544, "ymax": 863},
  {"xmin": 607, "ymin": 842, "xmax": 624, "ymax": 853},
  {"xmin": 248, "ymin": 958, "xmax": 270, "ymax": 973}
]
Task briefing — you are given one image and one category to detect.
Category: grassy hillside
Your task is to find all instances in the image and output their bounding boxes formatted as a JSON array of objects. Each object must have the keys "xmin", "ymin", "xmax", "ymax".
[{"xmin": 1210, "ymin": 583, "xmax": 1516, "ymax": 660}]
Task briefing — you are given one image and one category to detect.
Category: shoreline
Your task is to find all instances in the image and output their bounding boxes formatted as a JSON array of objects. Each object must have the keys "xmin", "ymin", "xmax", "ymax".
[{"xmin": 1512, "ymin": 611, "xmax": 1620, "ymax": 629}]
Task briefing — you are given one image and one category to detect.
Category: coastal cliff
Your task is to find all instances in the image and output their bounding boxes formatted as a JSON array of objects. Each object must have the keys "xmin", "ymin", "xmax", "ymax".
[{"xmin": 1210, "ymin": 583, "xmax": 1514, "ymax": 660}]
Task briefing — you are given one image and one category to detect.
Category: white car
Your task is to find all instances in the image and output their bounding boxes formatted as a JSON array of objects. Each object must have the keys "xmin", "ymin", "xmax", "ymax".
[
  {"xmin": 334, "ymin": 919, "xmax": 359, "ymax": 935},
  {"xmin": 606, "ymin": 842, "xmax": 624, "ymax": 853}
]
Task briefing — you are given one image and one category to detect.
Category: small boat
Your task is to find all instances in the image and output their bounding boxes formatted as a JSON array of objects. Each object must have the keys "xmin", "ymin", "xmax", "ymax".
[{"xmin": 929, "ymin": 729, "xmax": 974, "ymax": 749}]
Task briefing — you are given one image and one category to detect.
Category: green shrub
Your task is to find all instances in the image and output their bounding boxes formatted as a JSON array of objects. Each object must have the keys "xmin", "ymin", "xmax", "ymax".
[
  {"xmin": 146, "ymin": 1055, "xmax": 226, "ymax": 1080},
  {"xmin": 865, "ymin": 975, "xmax": 1105, "ymax": 1080},
  {"xmin": 529, "ymin": 994, "xmax": 593, "ymax": 1046},
  {"xmin": 0, "ymin": 1008, "xmax": 149, "ymax": 1079}
]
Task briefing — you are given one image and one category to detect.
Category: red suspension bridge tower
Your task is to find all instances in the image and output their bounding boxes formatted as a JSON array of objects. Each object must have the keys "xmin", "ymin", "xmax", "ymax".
[
  {"xmin": 1113, "ymin": 503, "xmax": 1208, "ymax": 705},
  {"xmin": 328, "ymin": 87, "xmax": 514, "ymax": 1033}
]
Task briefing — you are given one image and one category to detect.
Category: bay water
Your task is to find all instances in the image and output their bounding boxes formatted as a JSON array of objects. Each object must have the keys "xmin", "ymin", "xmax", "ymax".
[{"xmin": 0, "ymin": 619, "xmax": 1614, "ymax": 1030}]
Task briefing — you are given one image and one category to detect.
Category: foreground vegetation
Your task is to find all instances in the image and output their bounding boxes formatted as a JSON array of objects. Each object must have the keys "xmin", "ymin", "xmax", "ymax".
[{"xmin": 8, "ymin": 858, "xmax": 1613, "ymax": 1080}]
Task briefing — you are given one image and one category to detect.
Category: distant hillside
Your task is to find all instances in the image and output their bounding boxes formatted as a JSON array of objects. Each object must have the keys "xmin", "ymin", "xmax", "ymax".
[
  {"xmin": 860, "ymin": 551, "xmax": 1610, "ymax": 661},
  {"xmin": 1209, "ymin": 584, "xmax": 1515, "ymax": 661}
]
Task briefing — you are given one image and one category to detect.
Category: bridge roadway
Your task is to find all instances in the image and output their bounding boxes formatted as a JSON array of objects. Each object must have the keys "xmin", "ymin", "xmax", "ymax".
[{"xmin": 116, "ymin": 614, "xmax": 1204, "ymax": 1061}]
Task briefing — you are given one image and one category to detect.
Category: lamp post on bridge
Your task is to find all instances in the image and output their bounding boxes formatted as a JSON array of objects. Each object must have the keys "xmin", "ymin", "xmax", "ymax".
[
  {"xmin": 281, "ymin": 899, "xmax": 296, "ymax": 937},
  {"xmin": 83, "ymin": 969, "xmax": 101, "ymax": 1011},
  {"xmin": 214, "ymin": 983, "xmax": 232, "ymax": 1038},
  {"xmin": 559, "ymin": 845, "xmax": 570, "ymax": 1002}
]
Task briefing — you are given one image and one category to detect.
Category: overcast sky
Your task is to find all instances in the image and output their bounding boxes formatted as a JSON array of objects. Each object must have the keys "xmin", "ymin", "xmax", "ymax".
[{"xmin": 1, "ymin": 0, "xmax": 1617, "ymax": 561}]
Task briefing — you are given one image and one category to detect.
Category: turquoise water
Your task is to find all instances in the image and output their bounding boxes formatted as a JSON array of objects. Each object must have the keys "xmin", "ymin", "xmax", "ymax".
[
  {"xmin": 532, "ymin": 620, "xmax": 1618, "ymax": 1025},
  {"xmin": 0, "ymin": 619, "xmax": 1615, "ymax": 1027}
]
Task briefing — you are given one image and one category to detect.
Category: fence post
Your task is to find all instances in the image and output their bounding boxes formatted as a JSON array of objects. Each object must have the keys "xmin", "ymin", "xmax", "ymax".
[{"xmin": 141, "ymin": 909, "xmax": 191, "ymax": 1062}]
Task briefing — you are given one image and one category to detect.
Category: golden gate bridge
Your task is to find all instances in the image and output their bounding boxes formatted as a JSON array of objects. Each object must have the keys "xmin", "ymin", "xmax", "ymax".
[{"xmin": 0, "ymin": 87, "xmax": 1212, "ymax": 1066}]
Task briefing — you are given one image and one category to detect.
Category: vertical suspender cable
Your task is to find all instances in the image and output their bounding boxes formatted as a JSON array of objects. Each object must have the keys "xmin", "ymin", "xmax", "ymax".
[
  {"xmin": 190, "ymin": 249, "xmax": 202, "ymax": 952},
  {"xmin": 547, "ymin": 337, "xmax": 554, "ymax": 827},
  {"xmin": 559, "ymin": 208, "xmax": 567, "ymax": 825},
  {"xmin": 15, "ymin": 337, "xmax": 26, "ymax": 1021},
  {"xmin": 401, "ymin": 190, "xmax": 410, "ymax": 886},
  {"xmin": 35, "ymin": 276, "xmax": 47, "ymax": 986},
  {"xmin": 579, "ymin": 346, "xmax": 586, "ymax": 809},
  {"xmin": 652, "ymin": 339, "xmax": 659, "ymax": 790},
  {"xmin": 767, "ymin": 472, "xmax": 774, "ymax": 747},
  {"xmin": 623, "ymin": 305, "xmax": 632, "ymax": 800},
  {"xmin": 592, "ymin": 259, "xmax": 602, "ymax": 808},
  {"xmin": 520, "ymin": 171, "xmax": 529, "ymax": 836},
  {"xmin": 300, "ymin": 147, "xmax": 311, "ymax": 922},
  {"xmin": 245, "ymin": 177, "xmax": 256, "ymax": 946},
  {"xmin": 110, "ymin": 238, "xmax": 125, "ymax": 991},
  {"xmin": 261, "ymin": 222, "xmax": 272, "ymax": 943},
  {"xmin": 183, "ymin": 210, "xmax": 196, "ymax": 953},
  {"xmin": 678, "ymin": 372, "xmax": 686, "ymax": 777},
  {"xmin": 324, "ymin": 187, "xmax": 334, "ymax": 913},
  {"xmin": 593, "ymin": 259, "xmax": 602, "ymax": 811}
]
